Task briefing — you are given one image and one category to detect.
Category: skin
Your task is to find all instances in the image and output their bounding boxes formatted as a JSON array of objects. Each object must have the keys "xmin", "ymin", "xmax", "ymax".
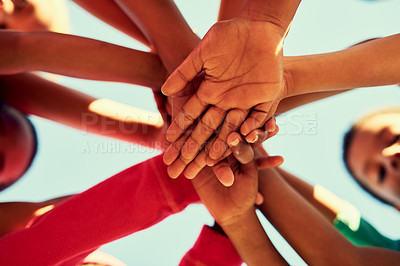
[
  {"xmin": 192, "ymin": 144, "xmax": 286, "ymax": 265},
  {"xmin": 0, "ymin": 31, "xmax": 167, "ymax": 88},
  {"xmin": 0, "ymin": 73, "xmax": 168, "ymax": 151},
  {"xmin": 71, "ymin": 0, "xmax": 150, "ymax": 46},
  {"xmin": 0, "ymin": 105, "xmax": 35, "ymax": 189},
  {"xmin": 229, "ymin": 142, "xmax": 400, "ymax": 265},
  {"xmin": 113, "ymin": 0, "xmax": 278, "ymax": 186},
  {"xmin": 162, "ymin": 0, "xmax": 301, "ymax": 177},
  {"xmin": 347, "ymin": 112, "xmax": 400, "ymax": 208},
  {"xmin": 0, "ymin": 0, "xmax": 69, "ymax": 32},
  {"xmin": 0, "ymin": 195, "xmax": 70, "ymax": 237},
  {"xmin": 163, "ymin": 33, "xmax": 400, "ymax": 179}
]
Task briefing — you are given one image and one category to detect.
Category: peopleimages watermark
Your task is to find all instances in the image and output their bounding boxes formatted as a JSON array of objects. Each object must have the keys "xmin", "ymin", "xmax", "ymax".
[
  {"xmin": 80, "ymin": 111, "xmax": 318, "ymax": 153},
  {"xmin": 276, "ymin": 112, "xmax": 317, "ymax": 135},
  {"xmin": 82, "ymin": 141, "xmax": 155, "ymax": 154},
  {"xmin": 80, "ymin": 111, "xmax": 318, "ymax": 137},
  {"xmin": 80, "ymin": 113, "xmax": 165, "ymax": 135}
]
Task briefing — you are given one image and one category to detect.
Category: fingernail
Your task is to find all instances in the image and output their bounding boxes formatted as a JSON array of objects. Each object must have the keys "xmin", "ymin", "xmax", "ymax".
[
  {"xmin": 252, "ymin": 134, "xmax": 259, "ymax": 143},
  {"xmin": 229, "ymin": 137, "xmax": 239, "ymax": 147},
  {"xmin": 268, "ymin": 124, "xmax": 276, "ymax": 133}
]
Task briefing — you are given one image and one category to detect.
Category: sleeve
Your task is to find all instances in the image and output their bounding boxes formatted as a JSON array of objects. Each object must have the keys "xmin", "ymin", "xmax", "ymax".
[
  {"xmin": 333, "ymin": 201, "xmax": 400, "ymax": 251},
  {"xmin": 179, "ymin": 225, "xmax": 243, "ymax": 266},
  {"xmin": 0, "ymin": 154, "xmax": 200, "ymax": 265}
]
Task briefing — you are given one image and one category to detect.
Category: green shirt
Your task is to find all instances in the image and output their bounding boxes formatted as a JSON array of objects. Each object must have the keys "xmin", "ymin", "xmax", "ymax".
[{"xmin": 333, "ymin": 201, "xmax": 400, "ymax": 251}]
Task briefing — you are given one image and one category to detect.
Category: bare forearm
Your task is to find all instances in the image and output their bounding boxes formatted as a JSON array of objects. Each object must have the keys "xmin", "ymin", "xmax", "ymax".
[
  {"xmin": 12, "ymin": 31, "xmax": 166, "ymax": 88},
  {"xmin": 0, "ymin": 73, "xmax": 165, "ymax": 149},
  {"xmin": 276, "ymin": 168, "xmax": 339, "ymax": 222},
  {"xmin": 258, "ymin": 168, "xmax": 358, "ymax": 265},
  {"xmin": 357, "ymin": 246, "xmax": 400, "ymax": 265},
  {"xmin": 286, "ymin": 34, "xmax": 400, "ymax": 97},
  {"xmin": 276, "ymin": 90, "xmax": 349, "ymax": 114},
  {"xmin": 218, "ymin": 0, "xmax": 246, "ymax": 21},
  {"xmin": 72, "ymin": 0, "xmax": 150, "ymax": 46},
  {"xmin": 114, "ymin": 0, "xmax": 199, "ymax": 72},
  {"xmin": 221, "ymin": 208, "xmax": 287, "ymax": 265}
]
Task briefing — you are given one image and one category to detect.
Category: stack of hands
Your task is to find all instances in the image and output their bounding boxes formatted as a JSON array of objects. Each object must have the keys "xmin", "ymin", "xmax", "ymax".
[{"xmin": 1, "ymin": 0, "xmax": 400, "ymax": 265}]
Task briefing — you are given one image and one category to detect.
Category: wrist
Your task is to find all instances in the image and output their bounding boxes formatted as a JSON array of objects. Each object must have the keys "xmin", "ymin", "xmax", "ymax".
[
  {"xmin": 282, "ymin": 57, "xmax": 295, "ymax": 98},
  {"xmin": 217, "ymin": 207, "xmax": 256, "ymax": 228},
  {"xmin": 237, "ymin": 0, "xmax": 301, "ymax": 31}
]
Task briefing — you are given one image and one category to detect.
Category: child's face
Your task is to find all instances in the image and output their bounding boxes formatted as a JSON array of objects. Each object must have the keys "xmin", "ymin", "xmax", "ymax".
[
  {"xmin": 0, "ymin": 106, "xmax": 36, "ymax": 191},
  {"xmin": 347, "ymin": 112, "xmax": 400, "ymax": 208}
]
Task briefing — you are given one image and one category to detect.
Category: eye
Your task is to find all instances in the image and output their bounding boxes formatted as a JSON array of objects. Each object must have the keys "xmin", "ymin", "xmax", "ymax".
[{"xmin": 378, "ymin": 165, "xmax": 386, "ymax": 184}]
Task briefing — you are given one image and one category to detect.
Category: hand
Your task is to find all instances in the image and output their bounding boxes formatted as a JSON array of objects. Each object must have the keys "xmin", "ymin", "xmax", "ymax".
[
  {"xmin": 192, "ymin": 156, "xmax": 258, "ymax": 226},
  {"xmin": 165, "ymin": 116, "xmax": 281, "ymax": 186},
  {"xmin": 162, "ymin": 19, "xmax": 288, "ymax": 172},
  {"xmin": 205, "ymin": 117, "xmax": 280, "ymax": 167}
]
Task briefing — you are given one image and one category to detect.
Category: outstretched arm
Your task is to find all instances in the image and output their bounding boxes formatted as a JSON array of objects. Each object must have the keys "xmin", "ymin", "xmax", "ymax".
[
  {"xmin": 257, "ymin": 166, "xmax": 400, "ymax": 265},
  {"xmin": 0, "ymin": 73, "xmax": 167, "ymax": 150},
  {"xmin": 71, "ymin": 0, "xmax": 150, "ymax": 46},
  {"xmin": 218, "ymin": 0, "xmax": 246, "ymax": 22},
  {"xmin": 0, "ymin": 155, "xmax": 199, "ymax": 265},
  {"xmin": 273, "ymin": 35, "xmax": 400, "ymax": 113},
  {"xmin": 284, "ymin": 34, "xmax": 400, "ymax": 97},
  {"xmin": 0, "ymin": 31, "xmax": 166, "ymax": 88},
  {"xmin": 112, "ymin": 0, "xmax": 199, "ymax": 72}
]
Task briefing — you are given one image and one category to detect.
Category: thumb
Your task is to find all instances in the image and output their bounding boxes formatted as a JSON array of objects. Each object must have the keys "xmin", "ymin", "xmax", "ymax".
[
  {"xmin": 161, "ymin": 45, "xmax": 203, "ymax": 96},
  {"xmin": 256, "ymin": 156, "xmax": 284, "ymax": 170}
]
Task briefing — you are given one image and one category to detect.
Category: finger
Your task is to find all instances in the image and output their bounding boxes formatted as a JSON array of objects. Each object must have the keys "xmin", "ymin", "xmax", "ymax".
[
  {"xmin": 161, "ymin": 44, "xmax": 203, "ymax": 96},
  {"xmin": 163, "ymin": 125, "xmax": 193, "ymax": 165},
  {"xmin": 167, "ymin": 157, "xmax": 191, "ymax": 179},
  {"xmin": 166, "ymin": 93, "xmax": 208, "ymax": 143},
  {"xmin": 256, "ymin": 156, "xmax": 284, "ymax": 170},
  {"xmin": 167, "ymin": 127, "xmax": 201, "ymax": 178},
  {"xmin": 184, "ymin": 135, "xmax": 217, "ymax": 179},
  {"xmin": 183, "ymin": 150, "xmax": 208, "ymax": 179},
  {"xmin": 163, "ymin": 142, "xmax": 182, "ymax": 166},
  {"xmin": 240, "ymin": 102, "xmax": 271, "ymax": 136},
  {"xmin": 245, "ymin": 117, "xmax": 278, "ymax": 144},
  {"xmin": 265, "ymin": 117, "xmax": 277, "ymax": 133},
  {"xmin": 245, "ymin": 129, "xmax": 268, "ymax": 144},
  {"xmin": 212, "ymin": 159, "xmax": 234, "ymax": 187},
  {"xmin": 267, "ymin": 125, "xmax": 279, "ymax": 140},
  {"xmin": 255, "ymin": 192, "xmax": 264, "ymax": 205},
  {"xmin": 206, "ymin": 148, "xmax": 232, "ymax": 167},
  {"xmin": 181, "ymin": 106, "xmax": 226, "ymax": 161},
  {"xmin": 208, "ymin": 109, "xmax": 248, "ymax": 160},
  {"xmin": 227, "ymin": 132, "xmax": 254, "ymax": 164}
]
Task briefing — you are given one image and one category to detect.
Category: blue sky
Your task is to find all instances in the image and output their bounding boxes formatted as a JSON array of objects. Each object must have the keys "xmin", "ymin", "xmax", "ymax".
[{"xmin": 1, "ymin": 0, "xmax": 399, "ymax": 265}]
